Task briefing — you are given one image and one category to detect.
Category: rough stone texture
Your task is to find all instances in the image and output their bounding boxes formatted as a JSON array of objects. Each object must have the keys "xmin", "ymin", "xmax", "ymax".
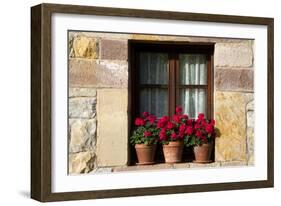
[
  {"xmin": 69, "ymin": 151, "xmax": 96, "ymax": 174},
  {"xmin": 96, "ymin": 89, "xmax": 128, "ymax": 167},
  {"xmin": 113, "ymin": 163, "xmax": 173, "ymax": 172},
  {"xmin": 69, "ymin": 119, "xmax": 96, "ymax": 153},
  {"xmin": 172, "ymin": 163, "xmax": 190, "ymax": 169},
  {"xmin": 220, "ymin": 161, "xmax": 247, "ymax": 167},
  {"xmin": 70, "ymin": 36, "xmax": 99, "ymax": 59},
  {"xmin": 215, "ymin": 68, "xmax": 254, "ymax": 92},
  {"xmin": 90, "ymin": 167, "xmax": 113, "ymax": 173},
  {"xmin": 69, "ymin": 88, "xmax": 97, "ymax": 97},
  {"xmin": 100, "ymin": 39, "xmax": 128, "ymax": 60},
  {"xmin": 189, "ymin": 162, "xmax": 220, "ymax": 168},
  {"xmin": 214, "ymin": 42, "xmax": 253, "ymax": 67},
  {"xmin": 246, "ymin": 100, "xmax": 255, "ymax": 165},
  {"xmin": 69, "ymin": 59, "xmax": 128, "ymax": 88},
  {"xmin": 215, "ymin": 91, "xmax": 254, "ymax": 162},
  {"xmin": 69, "ymin": 97, "xmax": 96, "ymax": 118}
]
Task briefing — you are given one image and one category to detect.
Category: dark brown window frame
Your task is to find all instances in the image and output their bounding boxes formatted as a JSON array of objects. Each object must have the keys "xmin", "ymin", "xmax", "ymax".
[
  {"xmin": 129, "ymin": 40, "xmax": 214, "ymax": 124},
  {"xmin": 128, "ymin": 40, "xmax": 215, "ymax": 165}
]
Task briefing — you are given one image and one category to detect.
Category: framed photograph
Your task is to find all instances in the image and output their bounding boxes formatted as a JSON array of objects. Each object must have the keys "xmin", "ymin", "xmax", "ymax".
[{"xmin": 31, "ymin": 3, "xmax": 274, "ymax": 202}]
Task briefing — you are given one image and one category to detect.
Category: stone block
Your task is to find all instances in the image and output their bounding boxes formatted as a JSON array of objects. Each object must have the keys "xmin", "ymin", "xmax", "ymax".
[
  {"xmin": 69, "ymin": 88, "xmax": 97, "ymax": 97},
  {"xmin": 69, "ymin": 119, "xmax": 96, "ymax": 153},
  {"xmin": 113, "ymin": 163, "xmax": 173, "ymax": 172},
  {"xmin": 69, "ymin": 151, "xmax": 96, "ymax": 174},
  {"xmin": 69, "ymin": 97, "xmax": 96, "ymax": 118},
  {"xmin": 189, "ymin": 162, "xmax": 220, "ymax": 168},
  {"xmin": 69, "ymin": 59, "xmax": 128, "ymax": 88},
  {"xmin": 215, "ymin": 68, "xmax": 254, "ymax": 92},
  {"xmin": 100, "ymin": 39, "xmax": 128, "ymax": 60},
  {"xmin": 70, "ymin": 36, "xmax": 99, "ymax": 59},
  {"xmin": 220, "ymin": 161, "xmax": 247, "ymax": 167},
  {"xmin": 214, "ymin": 42, "xmax": 253, "ymax": 67},
  {"xmin": 214, "ymin": 91, "xmax": 254, "ymax": 161},
  {"xmin": 172, "ymin": 163, "xmax": 190, "ymax": 169},
  {"xmin": 96, "ymin": 89, "xmax": 128, "ymax": 167}
]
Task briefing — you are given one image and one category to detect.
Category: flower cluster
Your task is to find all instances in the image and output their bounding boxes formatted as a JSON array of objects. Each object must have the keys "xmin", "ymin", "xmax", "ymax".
[
  {"xmin": 187, "ymin": 113, "xmax": 218, "ymax": 146},
  {"xmin": 157, "ymin": 106, "xmax": 191, "ymax": 144},
  {"xmin": 130, "ymin": 107, "xmax": 220, "ymax": 146},
  {"xmin": 130, "ymin": 112, "xmax": 159, "ymax": 145}
]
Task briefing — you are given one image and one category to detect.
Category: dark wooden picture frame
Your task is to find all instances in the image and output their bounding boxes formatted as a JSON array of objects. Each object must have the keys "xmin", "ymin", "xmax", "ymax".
[{"xmin": 31, "ymin": 3, "xmax": 274, "ymax": 202}]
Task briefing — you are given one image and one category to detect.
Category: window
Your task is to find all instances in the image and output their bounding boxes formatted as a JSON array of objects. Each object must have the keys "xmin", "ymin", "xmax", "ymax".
[{"xmin": 129, "ymin": 41, "xmax": 214, "ymax": 122}]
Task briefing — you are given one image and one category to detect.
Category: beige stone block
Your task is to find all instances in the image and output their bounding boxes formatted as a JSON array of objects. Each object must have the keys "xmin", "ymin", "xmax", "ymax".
[
  {"xmin": 69, "ymin": 119, "xmax": 96, "ymax": 153},
  {"xmin": 69, "ymin": 151, "xmax": 96, "ymax": 174},
  {"xmin": 113, "ymin": 163, "xmax": 173, "ymax": 172},
  {"xmin": 100, "ymin": 39, "xmax": 128, "ymax": 60},
  {"xmin": 189, "ymin": 162, "xmax": 220, "ymax": 168},
  {"xmin": 96, "ymin": 89, "xmax": 128, "ymax": 167},
  {"xmin": 69, "ymin": 88, "xmax": 97, "ymax": 97},
  {"xmin": 247, "ymin": 127, "xmax": 254, "ymax": 165},
  {"xmin": 70, "ymin": 36, "xmax": 99, "ymax": 59},
  {"xmin": 215, "ymin": 91, "xmax": 254, "ymax": 162},
  {"xmin": 220, "ymin": 161, "xmax": 247, "ymax": 167},
  {"xmin": 172, "ymin": 163, "xmax": 190, "ymax": 169},
  {"xmin": 214, "ymin": 42, "xmax": 253, "ymax": 67},
  {"xmin": 215, "ymin": 68, "xmax": 254, "ymax": 92},
  {"xmin": 69, "ymin": 97, "xmax": 96, "ymax": 118},
  {"xmin": 69, "ymin": 59, "xmax": 128, "ymax": 88}
]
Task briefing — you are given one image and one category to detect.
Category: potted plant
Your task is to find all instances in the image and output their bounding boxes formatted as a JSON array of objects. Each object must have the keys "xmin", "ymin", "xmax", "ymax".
[
  {"xmin": 158, "ymin": 106, "xmax": 188, "ymax": 163},
  {"xmin": 185, "ymin": 113, "xmax": 220, "ymax": 163},
  {"xmin": 130, "ymin": 112, "xmax": 159, "ymax": 165}
]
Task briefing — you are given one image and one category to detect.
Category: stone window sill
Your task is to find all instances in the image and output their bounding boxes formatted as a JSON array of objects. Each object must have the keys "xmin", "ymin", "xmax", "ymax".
[{"xmin": 89, "ymin": 160, "xmax": 251, "ymax": 174}]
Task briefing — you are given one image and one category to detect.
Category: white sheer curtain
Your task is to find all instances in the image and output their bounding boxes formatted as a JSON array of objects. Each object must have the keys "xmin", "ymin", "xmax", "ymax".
[
  {"xmin": 139, "ymin": 52, "xmax": 168, "ymax": 117},
  {"xmin": 179, "ymin": 54, "xmax": 207, "ymax": 118}
]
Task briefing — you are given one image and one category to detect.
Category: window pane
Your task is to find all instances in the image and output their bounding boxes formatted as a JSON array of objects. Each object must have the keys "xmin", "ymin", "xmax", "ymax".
[
  {"xmin": 139, "ymin": 88, "xmax": 168, "ymax": 117},
  {"xmin": 179, "ymin": 89, "xmax": 206, "ymax": 119},
  {"xmin": 179, "ymin": 54, "xmax": 207, "ymax": 85},
  {"xmin": 139, "ymin": 52, "xmax": 168, "ymax": 84}
]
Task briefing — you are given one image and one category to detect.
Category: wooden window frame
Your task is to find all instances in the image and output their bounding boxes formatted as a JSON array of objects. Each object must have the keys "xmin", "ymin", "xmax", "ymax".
[
  {"xmin": 129, "ymin": 40, "xmax": 214, "ymax": 125},
  {"xmin": 128, "ymin": 40, "xmax": 215, "ymax": 165}
]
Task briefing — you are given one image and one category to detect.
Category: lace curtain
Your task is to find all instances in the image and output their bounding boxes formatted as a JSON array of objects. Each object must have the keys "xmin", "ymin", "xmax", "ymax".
[
  {"xmin": 179, "ymin": 54, "xmax": 207, "ymax": 118},
  {"xmin": 138, "ymin": 52, "xmax": 207, "ymax": 118},
  {"xmin": 139, "ymin": 52, "xmax": 168, "ymax": 117}
]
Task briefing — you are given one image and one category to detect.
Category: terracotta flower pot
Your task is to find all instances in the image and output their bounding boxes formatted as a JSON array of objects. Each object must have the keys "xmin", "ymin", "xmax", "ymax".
[
  {"xmin": 193, "ymin": 142, "xmax": 213, "ymax": 163},
  {"xmin": 163, "ymin": 141, "xmax": 184, "ymax": 163},
  {"xmin": 135, "ymin": 144, "xmax": 157, "ymax": 165}
]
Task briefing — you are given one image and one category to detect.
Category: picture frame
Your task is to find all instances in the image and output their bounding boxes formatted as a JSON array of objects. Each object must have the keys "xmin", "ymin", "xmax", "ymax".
[{"xmin": 31, "ymin": 3, "xmax": 274, "ymax": 202}]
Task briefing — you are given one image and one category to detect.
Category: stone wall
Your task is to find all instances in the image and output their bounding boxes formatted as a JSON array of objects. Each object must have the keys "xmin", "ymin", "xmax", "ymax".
[{"xmin": 68, "ymin": 31, "xmax": 254, "ymax": 174}]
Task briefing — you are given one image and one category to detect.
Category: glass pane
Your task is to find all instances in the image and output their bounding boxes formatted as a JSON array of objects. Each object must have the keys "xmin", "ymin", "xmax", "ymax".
[
  {"xmin": 179, "ymin": 88, "xmax": 206, "ymax": 119},
  {"xmin": 179, "ymin": 54, "xmax": 207, "ymax": 85},
  {"xmin": 139, "ymin": 88, "xmax": 168, "ymax": 117},
  {"xmin": 139, "ymin": 52, "xmax": 168, "ymax": 84}
]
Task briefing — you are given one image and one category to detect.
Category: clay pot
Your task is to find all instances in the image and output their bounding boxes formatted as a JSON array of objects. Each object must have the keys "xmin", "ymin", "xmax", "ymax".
[
  {"xmin": 193, "ymin": 142, "xmax": 213, "ymax": 163},
  {"xmin": 135, "ymin": 144, "xmax": 157, "ymax": 165},
  {"xmin": 163, "ymin": 141, "xmax": 184, "ymax": 163}
]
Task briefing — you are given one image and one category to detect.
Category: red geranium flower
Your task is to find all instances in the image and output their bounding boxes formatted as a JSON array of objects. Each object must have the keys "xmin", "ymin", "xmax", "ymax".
[
  {"xmin": 166, "ymin": 121, "xmax": 174, "ymax": 129},
  {"xmin": 194, "ymin": 123, "xmax": 201, "ymax": 129},
  {"xmin": 185, "ymin": 126, "xmax": 193, "ymax": 135},
  {"xmin": 205, "ymin": 124, "xmax": 213, "ymax": 134},
  {"xmin": 171, "ymin": 132, "xmax": 178, "ymax": 139},
  {"xmin": 175, "ymin": 106, "xmax": 183, "ymax": 114},
  {"xmin": 210, "ymin": 119, "xmax": 215, "ymax": 125},
  {"xmin": 182, "ymin": 114, "xmax": 188, "ymax": 119},
  {"xmin": 135, "ymin": 117, "xmax": 145, "ymax": 126},
  {"xmin": 198, "ymin": 113, "xmax": 205, "ymax": 120},
  {"xmin": 157, "ymin": 116, "xmax": 169, "ymax": 128},
  {"xmin": 195, "ymin": 130, "xmax": 202, "ymax": 138},
  {"xmin": 173, "ymin": 114, "xmax": 181, "ymax": 123},
  {"xmin": 144, "ymin": 131, "xmax": 152, "ymax": 137},
  {"xmin": 146, "ymin": 115, "xmax": 157, "ymax": 124},
  {"xmin": 159, "ymin": 128, "xmax": 167, "ymax": 140},
  {"xmin": 142, "ymin": 111, "xmax": 149, "ymax": 117}
]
